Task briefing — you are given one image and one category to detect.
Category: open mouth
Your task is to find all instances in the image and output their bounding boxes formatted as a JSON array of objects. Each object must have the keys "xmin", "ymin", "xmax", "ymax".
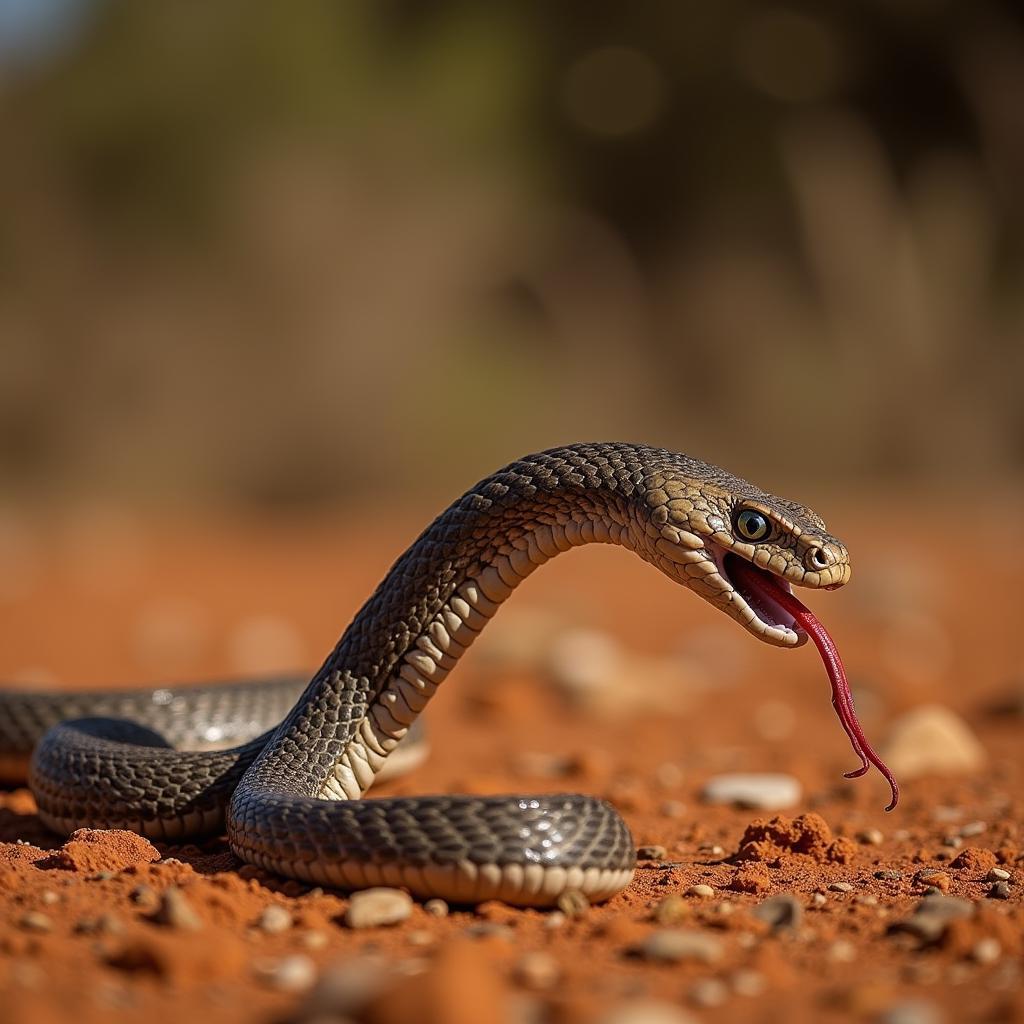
[{"xmin": 711, "ymin": 548, "xmax": 806, "ymax": 646}]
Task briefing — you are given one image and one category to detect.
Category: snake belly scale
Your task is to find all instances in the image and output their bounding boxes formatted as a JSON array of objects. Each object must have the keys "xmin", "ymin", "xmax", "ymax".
[{"xmin": 20, "ymin": 443, "xmax": 851, "ymax": 906}]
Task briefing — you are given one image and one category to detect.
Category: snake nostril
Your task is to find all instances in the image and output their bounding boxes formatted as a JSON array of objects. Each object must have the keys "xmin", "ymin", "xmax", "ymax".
[{"xmin": 807, "ymin": 547, "xmax": 830, "ymax": 570}]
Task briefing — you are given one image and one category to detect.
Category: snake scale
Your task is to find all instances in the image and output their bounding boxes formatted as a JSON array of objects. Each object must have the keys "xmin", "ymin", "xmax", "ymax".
[{"xmin": 6, "ymin": 443, "xmax": 855, "ymax": 906}]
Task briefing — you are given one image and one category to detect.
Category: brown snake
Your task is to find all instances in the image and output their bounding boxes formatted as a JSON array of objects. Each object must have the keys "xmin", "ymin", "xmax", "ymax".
[{"xmin": 17, "ymin": 443, "xmax": 890, "ymax": 907}]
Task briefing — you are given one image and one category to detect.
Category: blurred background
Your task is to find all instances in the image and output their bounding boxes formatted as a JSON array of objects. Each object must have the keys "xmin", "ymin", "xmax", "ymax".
[{"xmin": 1, "ymin": 0, "xmax": 1022, "ymax": 511}]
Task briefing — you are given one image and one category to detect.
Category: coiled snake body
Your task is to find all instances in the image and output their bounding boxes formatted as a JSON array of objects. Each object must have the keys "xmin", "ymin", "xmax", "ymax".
[{"xmin": 7, "ymin": 443, "xmax": 853, "ymax": 906}]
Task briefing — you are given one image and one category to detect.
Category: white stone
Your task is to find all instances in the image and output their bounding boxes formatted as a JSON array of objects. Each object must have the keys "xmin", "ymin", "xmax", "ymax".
[{"xmin": 701, "ymin": 772, "xmax": 801, "ymax": 810}]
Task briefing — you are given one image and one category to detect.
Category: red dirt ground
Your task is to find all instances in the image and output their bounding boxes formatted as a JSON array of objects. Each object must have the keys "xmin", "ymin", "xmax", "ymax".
[{"xmin": 0, "ymin": 493, "xmax": 1021, "ymax": 1024}]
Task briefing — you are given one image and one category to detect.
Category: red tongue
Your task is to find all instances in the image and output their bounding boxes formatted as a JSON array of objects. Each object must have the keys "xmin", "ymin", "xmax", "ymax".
[{"xmin": 729, "ymin": 559, "xmax": 899, "ymax": 811}]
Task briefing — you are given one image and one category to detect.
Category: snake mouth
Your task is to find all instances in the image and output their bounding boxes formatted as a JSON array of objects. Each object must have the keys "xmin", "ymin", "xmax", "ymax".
[{"xmin": 711, "ymin": 547, "xmax": 807, "ymax": 648}]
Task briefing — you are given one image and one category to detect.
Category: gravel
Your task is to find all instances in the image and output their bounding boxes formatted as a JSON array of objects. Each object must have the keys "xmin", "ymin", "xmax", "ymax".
[
  {"xmin": 637, "ymin": 929, "xmax": 723, "ymax": 964},
  {"xmin": 252, "ymin": 954, "xmax": 317, "ymax": 993},
  {"xmin": 344, "ymin": 887, "xmax": 413, "ymax": 929},
  {"xmin": 152, "ymin": 888, "xmax": 203, "ymax": 931},
  {"xmin": 19, "ymin": 911, "xmax": 53, "ymax": 932},
  {"xmin": 513, "ymin": 952, "xmax": 561, "ymax": 991},
  {"xmin": 752, "ymin": 894, "xmax": 802, "ymax": 931},
  {"xmin": 256, "ymin": 904, "xmax": 293, "ymax": 934},
  {"xmin": 700, "ymin": 772, "xmax": 801, "ymax": 810}
]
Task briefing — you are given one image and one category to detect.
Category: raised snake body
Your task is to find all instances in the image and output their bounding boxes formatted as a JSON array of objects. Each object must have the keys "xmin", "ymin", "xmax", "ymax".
[{"xmin": 10, "ymin": 443, "xmax": 854, "ymax": 906}]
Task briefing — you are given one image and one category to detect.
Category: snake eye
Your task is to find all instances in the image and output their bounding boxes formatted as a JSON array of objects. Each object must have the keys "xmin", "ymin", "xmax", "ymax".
[{"xmin": 735, "ymin": 508, "xmax": 771, "ymax": 542}]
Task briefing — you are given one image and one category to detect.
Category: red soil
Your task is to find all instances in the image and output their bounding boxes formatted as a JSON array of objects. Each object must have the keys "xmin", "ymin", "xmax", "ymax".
[{"xmin": 0, "ymin": 496, "xmax": 1021, "ymax": 1023}]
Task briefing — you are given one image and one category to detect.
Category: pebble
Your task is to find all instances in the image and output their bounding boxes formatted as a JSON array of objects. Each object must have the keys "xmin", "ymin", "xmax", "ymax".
[
  {"xmin": 857, "ymin": 828, "xmax": 884, "ymax": 845},
  {"xmin": 915, "ymin": 871, "xmax": 951, "ymax": 893},
  {"xmin": 731, "ymin": 969, "xmax": 766, "ymax": 997},
  {"xmin": 891, "ymin": 894, "xmax": 974, "ymax": 943},
  {"xmin": 129, "ymin": 884, "xmax": 159, "ymax": 910},
  {"xmin": 829, "ymin": 882, "xmax": 854, "ymax": 893},
  {"xmin": 424, "ymin": 898, "xmax": 449, "ymax": 918},
  {"xmin": 19, "ymin": 911, "xmax": 53, "ymax": 933},
  {"xmin": 39, "ymin": 890, "xmax": 59, "ymax": 906},
  {"xmin": 987, "ymin": 868, "xmax": 1011, "ymax": 882},
  {"xmin": 556, "ymin": 890, "xmax": 589, "ymax": 917},
  {"xmin": 960, "ymin": 821, "xmax": 987, "ymax": 837},
  {"xmin": 752, "ymin": 894, "xmax": 802, "ymax": 931},
  {"xmin": 253, "ymin": 954, "xmax": 316, "ymax": 993},
  {"xmin": 811, "ymin": 893, "xmax": 827, "ymax": 908},
  {"xmin": 153, "ymin": 887, "xmax": 203, "ymax": 931},
  {"xmin": 684, "ymin": 884, "xmax": 715, "ymax": 899},
  {"xmin": 659, "ymin": 800, "xmax": 687, "ymax": 819},
  {"xmin": 300, "ymin": 956, "xmax": 388, "ymax": 1018},
  {"xmin": 345, "ymin": 888, "xmax": 413, "ymax": 929},
  {"xmin": 513, "ymin": 952, "xmax": 561, "ymax": 991},
  {"xmin": 875, "ymin": 870, "xmax": 901, "ymax": 880},
  {"xmin": 637, "ymin": 929, "xmax": 722, "ymax": 964},
  {"xmin": 972, "ymin": 938, "xmax": 1002, "ymax": 964},
  {"xmin": 299, "ymin": 930, "xmax": 329, "ymax": 950},
  {"xmin": 700, "ymin": 773, "xmax": 801, "ymax": 810},
  {"xmin": 637, "ymin": 845, "xmax": 668, "ymax": 861},
  {"xmin": 828, "ymin": 940, "xmax": 857, "ymax": 963},
  {"xmin": 596, "ymin": 1000, "xmax": 698, "ymax": 1024},
  {"xmin": 880, "ymin": 705, "xmax": 986, "ymax": 778},
  {"xmin": 988, "ymin": 881, "xmax": 1011, "ymax": 900},
  {"xmin": 653, "ymin": 895, "xmax": 688, "ymax": 925},
  {"xmin": 689, "ymin": 978, "xmax": 729, "ymax": 1008},
  {"xmin": 256, "ymin": 904, "xmax": 293, "ymax": 934},
  {"xmin": 545, "ymin": 911, "xmax": 567, "ymax": 930},
  {"xmin": 875, "ymin": 999, "xmax": 943, "ymax": 1024}
]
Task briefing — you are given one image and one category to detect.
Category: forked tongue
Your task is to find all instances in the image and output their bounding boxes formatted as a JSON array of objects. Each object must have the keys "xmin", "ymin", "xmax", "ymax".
[{"xmin": 729, "ymin": 558, "xmax": 899, "ymax": 811}]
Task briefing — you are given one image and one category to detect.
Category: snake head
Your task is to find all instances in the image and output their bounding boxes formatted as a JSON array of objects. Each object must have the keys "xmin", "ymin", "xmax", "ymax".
[{"xmin": 636, "ymin": 469, "xmax": 851, "ymax": 648}]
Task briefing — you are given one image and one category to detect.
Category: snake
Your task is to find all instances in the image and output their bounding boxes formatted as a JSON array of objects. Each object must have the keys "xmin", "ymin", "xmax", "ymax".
[{"xmin": 3, "ymin": 442, "xmax": 890, "ymax": 907}]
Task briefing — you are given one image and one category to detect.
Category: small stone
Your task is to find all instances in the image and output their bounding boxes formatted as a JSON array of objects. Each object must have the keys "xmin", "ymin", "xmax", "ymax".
[
  {"xmin": 637, "ymin": 929, "xmax": 722, "ymax": 964},
  {"xmin": 875, "ymin": 870, "xmax": 901, "ymax": 881},
  {"xmin": 637, "ymin": 845, "xmax": 668, "ymax": 861},
  {"xmin": 685, "ymin": 884, "xmax": 715, "ymax": 899},
  {"xmin": 890, "ymin": 894, "xmax": 974, "ymax": 943},
  {"xmin": 857, "ymin": 828, "xmax": 884, "ymax": 845},
  {"xmin": 513, "ymin": 952, "xmax": 561, "ymax": 991},
  {"xmin": 407, "ymin": 929, "xmax": 434, "ymax": 947},
  {"xmin": 659, "ymin": 800, "xmax": 687, "ymax": 819},
  {"xmin": 653, "ymin": 895, "xmax": 688, "ymax": 925},
  {"xmin": 19, "ymin": 911, "xmax": 53, "ymax": 933},
  {"xmin": 875, "ymin": 999, "xmax": 943, "ymax": 1024},
  {"xmin": 153, "ymin": 887, "xmax": 203, "ymax": 931},
  {"xmin": 556, "ymin": 890, "xmax": 589, "ymax": 917},
  {"xmin": 253, "ymin": 954, "xmax": 316, "ymax": 993},
  {"xmin": 345, "ymin": 888, "xmax": 413, "ymax": 929},
  {"xmin": 689, "ymin": 978, "xmax": 729, "ymax": 1008},
  {"xmin": 752, "ymin": 894, "xmax": 802, "ymax": 931},
  {"xmin": 463, "ymin": 922, "xmax": 514, "ymax": 941},
  {"xmin": 856, "ymin": 894, "xmax": 879, "ymax": 906},
  {"xmin": 950, "ymin": 847, "xmax": 996, "ymax": 873},
  {"xmin": 596, "ymin": 1000, "xmax": 698, "ymax": 1024},
  {"xmin": 40, "ymin": 891, "xmax": 59, "ymax": 906},
  {"xmin": 987, "ymin": 868, "xmax": 1011, "ymax": 882},
  {"xmin": 701, "ymin": 773, "xmax": 801, "ymax": 810},
  {"xmin": 959, "ymin": 821, "xmax": 987, "ymax": 837},
  {"xmin": 828, "ymin": 940, "xmax": 856, "ymax": 963},
  {"xmin": 988, "ymin": 881, "xmax": 1011, "ymax": 900},
  {"xmin": 301, "ymin": 956, "xmax": 388, "ymax": 1018},
  {"xmin": 811, "ymin": 893, "xmax": 827, "ymax": 908},
  {"xmin": 880, "ymin": 705, "xmax": 986, "ymax": 778},
  {"xmin": 423, "ymin": 898, "xmax": 449, "ymax": 918},
  {"xmin": 829, "ymin": 882, "xmax": 854, "ymax": 893},
  {"xmin": 299, "ymin": 930, "xmax": 329, "ymax": 950},
  {"xmin": 256, "ymin": 904, "xmax": 292, "ymax": 934},
  {"xmin": 655, "ymin": 762, "xmax": 685, "ymax": 789},
  {"xmin": 731, "ymin": 969, "xmax": 766, "ymax": 997},
  {"xmin": 129, "ymin": 884, "xmax": 159, "ymax": 910},
  {"xmin": 972, "ymin": 938, "xmax": 1002, "ymax": 964},
  {"xmin": 545, "ymin": 911, "xmax": 567, "ymax": 930},
  {"xmin": 915, "ymin": 870, "xmax": 951, "ymax": 893}
]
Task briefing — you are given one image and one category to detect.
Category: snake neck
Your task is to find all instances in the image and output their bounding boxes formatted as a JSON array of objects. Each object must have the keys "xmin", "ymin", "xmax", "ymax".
[{"xmin": 248, "ymin": 444, "xmax": 673, "ymax": 801}]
